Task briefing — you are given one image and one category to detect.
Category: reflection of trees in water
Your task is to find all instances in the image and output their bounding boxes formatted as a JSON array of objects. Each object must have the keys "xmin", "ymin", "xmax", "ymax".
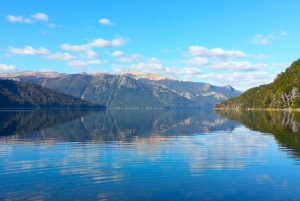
[
  {"xmin": 215, "ymin": 109, "xmax": 300, "ymax": 157},
  {"xmin": 0, "ymin": 110, "xmax": 96, "ymax": 136},
  {"xmin": 0, "ymin": 109, "xmax": 239, "ymax": 142}
]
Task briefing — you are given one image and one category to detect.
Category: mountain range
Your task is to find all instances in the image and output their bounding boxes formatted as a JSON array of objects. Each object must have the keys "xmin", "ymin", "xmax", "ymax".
[
  {"xmin": 0, "ymin": 79, "xmax": 105, "ymax": 109},
  {"xmin": 0, "ymin": 71, "xmax": 241, "ymax": 108},
  {"xmin": 215, "ymin": 58, "xmax": 300, "ymax": 109}
]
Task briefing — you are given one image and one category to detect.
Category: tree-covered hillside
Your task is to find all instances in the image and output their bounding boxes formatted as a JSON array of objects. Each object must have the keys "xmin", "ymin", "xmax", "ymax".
[
  {"xmin": 0, "ymin": 79, "xmax": 106, "ymax": 109},
  {"xmin": 215, "ymin": 58, "xmax": 300, "ymax": 109}
]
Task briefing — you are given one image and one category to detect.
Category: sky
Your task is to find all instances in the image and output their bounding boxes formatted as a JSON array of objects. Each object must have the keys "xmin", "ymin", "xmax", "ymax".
[{"xmin": 1, "ymin": 0, "xmax": 300, "ymax": 91}]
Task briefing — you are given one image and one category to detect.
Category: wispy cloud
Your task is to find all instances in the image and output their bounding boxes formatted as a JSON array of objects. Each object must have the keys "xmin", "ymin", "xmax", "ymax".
[
  {"xmin": 89, "ymin": 38, "xmax": 128, "ymax": 48},
  {"xmin": 60, "ymin": 38, "xmax": 129, "ymax": 52},
  {"xmin": 67, "ymin": 60, "xmax": 90, "ymax": 70},
  {"xmin": 81, "ymin": 50, "xmax": 100, "ymax": 58},
  {"xmin": 189, "ymin": 46, "xmax": 247, "ymax": 58},
  {"xmin": 99, "ymin": 19, "xmax": 115, "ymax": 26},
  {"xmin": 87, "ymin": 60, "xmax": 101, "ymax": 65},
  {"xmin": 46, "ymin": 23, "xmax": 57, "ymax": 28},
  {"xmin": 112, "ymin": 51, "xmax": 125, "ymax": 57},
  {"xmin": 165, "ymin": 67, "xmax": 203, "ymax": 76},
  {"xmin": 7, "ymin": 13, "xmax": 48, "ymax": 23},
  {"xmin": 148, "ymin": 58, "xmax": 161, "ymax": 64},
  {"xmin": 208, "ymin": 61, "xmax": 267, "ymax": 71},
  {"xmin": 46, "ymin": 53, "xmax": 75, "ymax": 60},
  {"xmin": 7, "ymin": 15, "xmax": 34, "ymax": 23},
  {"xmin": 113, "ymin": 62, "xmax": 164, "ymax": 72},
  {"xmin": 252, "ymin": 31, "xmax": 287, "ymax": 45},
  {"xmin": 9, "ymin": 46, "xmax": 49, "ymax": 56},
  {"xmin": 181, "ymin": 57, "xmax": 209, "ymax": 66},
  {"xmin": 40, "ymin": 68, "xmax": 54, "ymax": 72},
  {"xmin": 0, "ymin": 64, "xmax": 16, "ymax": 71},
  {"xmin": 118, "ymin": 54, "xmax": 144, "ymax": 62},
  {"xmin": 60, "ymin": 44, "xmax": 90, "ymax": 52},
  {"xmin": 30, "ymin": 13, "xmax": 48, "ymax": 21}
]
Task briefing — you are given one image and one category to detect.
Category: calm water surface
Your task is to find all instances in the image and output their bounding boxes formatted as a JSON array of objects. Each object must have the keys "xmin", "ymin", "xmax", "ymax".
[{"xmin": 1, "ymin": 109, "xmax": 300, "ymax": 200}]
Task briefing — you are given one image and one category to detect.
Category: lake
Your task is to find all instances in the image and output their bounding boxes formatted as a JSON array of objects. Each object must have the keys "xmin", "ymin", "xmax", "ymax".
[{"xmin": 1, "ymin": 109, "xmax": 300, "ymax": 200}]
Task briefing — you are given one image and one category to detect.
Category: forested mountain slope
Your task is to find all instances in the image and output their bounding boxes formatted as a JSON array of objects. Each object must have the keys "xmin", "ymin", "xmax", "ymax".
[
  {"xmin": 215, "ymin": 59, "xmax": 300, "ymax": 109},
  {"xmin": 0, "ymin": 79, "xmax": 105, "ymax": 109}
]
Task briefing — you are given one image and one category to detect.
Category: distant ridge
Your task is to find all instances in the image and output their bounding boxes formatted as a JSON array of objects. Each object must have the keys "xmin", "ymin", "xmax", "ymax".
[
  {"xmin": 0, "ymin": 71, "xmax": 241, "ymax": 108},
  {"xmin": 121, "ymin": 71, "xmax": 175, "ymax": 81}
]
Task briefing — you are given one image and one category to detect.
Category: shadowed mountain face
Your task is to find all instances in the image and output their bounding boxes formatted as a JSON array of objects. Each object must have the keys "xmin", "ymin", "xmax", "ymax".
[
  {"xmin": 0, "ymin": 109, "xmax": 239, "ymax": 142},
  {"xmin": 215, "ymin": 109, "xmax": 300, "ymax": 157},
  {"xmin": 0, "ymin": 71, "xmax": 241, "ymax": 108},
  {"xmin": 0, "ymin": 110, "xmax": 96, "ymax": 137},
  {"xmin": 0, "ymin": 80, "xmax": 105, "ymax": 109}
]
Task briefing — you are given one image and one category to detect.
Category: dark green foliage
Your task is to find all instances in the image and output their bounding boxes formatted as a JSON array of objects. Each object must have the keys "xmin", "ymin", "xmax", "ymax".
[
  {"xmin": 0, "ymin": 80, "xmax": 106, "ymax": 109},
  {"xmin": 215, "ymin": 59, "xmax": 300, "ymax": 109}
]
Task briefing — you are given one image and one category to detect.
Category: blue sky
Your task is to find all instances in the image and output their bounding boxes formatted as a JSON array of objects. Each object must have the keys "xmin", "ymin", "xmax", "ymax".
[{"xmin": 1, "ymin": 0, "xmax": 300, "ymax": 91}]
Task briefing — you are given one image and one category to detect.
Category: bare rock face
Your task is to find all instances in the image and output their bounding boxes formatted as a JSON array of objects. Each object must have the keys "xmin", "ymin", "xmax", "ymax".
[{"xmin": 121, "ymin": 71, "xmax": 175, "ymax": 81}]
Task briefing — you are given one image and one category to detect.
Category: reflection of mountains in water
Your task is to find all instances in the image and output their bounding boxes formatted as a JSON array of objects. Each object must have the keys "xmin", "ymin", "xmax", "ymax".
[
  {"xmin": 0, "ymin": 109, "xmax": 239, "ymax": 142},
  {"xmin": 215, "ymin": 109, "xmax": 300, "ymax": 157}
]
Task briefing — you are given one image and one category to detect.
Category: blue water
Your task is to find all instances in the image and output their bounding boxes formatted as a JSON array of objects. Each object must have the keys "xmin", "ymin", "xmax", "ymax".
[{"xmin": 1, "ymin": 109, "xmax": 300, "ymax": 200}]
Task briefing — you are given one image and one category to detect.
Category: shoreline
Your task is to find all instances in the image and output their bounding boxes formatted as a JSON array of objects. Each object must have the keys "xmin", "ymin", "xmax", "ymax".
[{"xmin": 213, "ymin": 108, "xmax": 300, "ymax": 111}]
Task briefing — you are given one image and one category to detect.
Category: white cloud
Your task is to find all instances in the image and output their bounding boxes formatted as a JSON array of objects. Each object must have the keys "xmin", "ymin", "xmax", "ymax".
[
  {"xmin": 113, "ymin": 62, "xmax": 164, "ymax": 72},
  {"xmin": 85, "ymin": 50, "xmax": 100, "ymax": 58},
  {"xmin": 89, "ymin": 38, "xmax": 128, "ymax": 48},
  {"xmin": 118, "ymin": 57, "xmax": 133, "ymax": 62},
  {"xmin": 252, "ymin": 31, "xmax": 287, "ymax": 45},
  {"xmin": 87, "ymin": 60, "xmax": 101, "ymax": 65},
  {"xmin": 61, "ymin": 38, "xmax": 128, "ymax": 52},
  {"xmin": 181, "ymin": 71, "xmax": 274, "ymax": 91},
  {"xmin": 165, "ymin": 67, "xmax": 203, "ymax": 76},
  {"xmin": 60, "ymin": 44, "xmax": 90, "ymax": 52},
  {"xmin": 67, "ymin": 60, "xmax": 88, "ymax": 67},
  {"xmin": 47, "ymin": 23, "xmax": 56, "ymax": 28},
  {"xmin": 99, "ymin": 19, "xmax": 115, "ymax": 26},
  {"xmin": 189, "ymin": 46, "xmax": 247, "ymax": 58},
  {"xmin": 148, "ymin": 58, "xmax": 161, "ymax": 64},
  {"xmin": 112, "ymin": 51, "xmax": 125, "ymax": 57},
  {"xmin": 181, "ymin": 57, "xmax": 209, "ymax": 66},
  {"xmin": 253, "ymin": 35, "xmax": 272, "ymax": 45},
  {"xmin": 7, "ymin": 13, "xmax": 48, "ymax": 23},
  {"xmin": 7, "ymin": 15, "xmax": 34, "ymax": 23},
  {"xmin": 0, "ymin": 64, "xmax": 16, "ymax": 71},
  {"xmin": 208, "ymin": 61, "xmax": 267, "ymax": 71},
  {"xmin": 9, "ymin": 46, "xmax": 49, "ymax": 56},
  {"xmin": 67, "ymin": 60, "xmax": 88, "ymax": 68},
  {"xmin": 115, "ymin": 53, "xmax": 144, "ymax": 62},
  {"xmin": 46, "ymin": 53, "xmax": 75, "ymax": 60},
  {"xmin": 40, "ymin": 68, "xmax": 54, "ymax": 72},
  {"xmin": 131, "ymin": 54, "xmax": 144, "ymax": 60},
  {"xmin": 30, "ymin": 13, "xmax": 48, "ymax": 21}
]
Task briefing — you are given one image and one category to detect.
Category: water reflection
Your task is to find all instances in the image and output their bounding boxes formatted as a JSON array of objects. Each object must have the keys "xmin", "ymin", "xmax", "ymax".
[
  {"xmin": 215, "ymin": 109, "xmax": 300, "ymax": 157},
  {"xmin": 0, "ymin": 109, "xmax": 239, "ymax": 142},
  {"xmin": 2, "ymin": 109, "xmax": 300, "ymax": 200}
]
